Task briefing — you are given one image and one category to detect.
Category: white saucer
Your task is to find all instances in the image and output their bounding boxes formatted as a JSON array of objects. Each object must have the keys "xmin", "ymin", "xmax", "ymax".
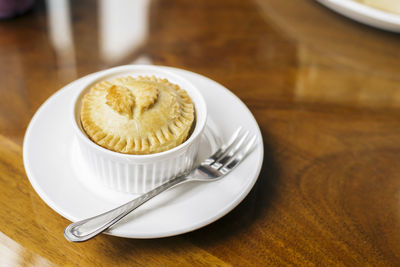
[
  {"xmin": 23, "ymin": 66, "xmax": 264, "ymax": 239},
  {"xmin": 316, "ymin": 0, "xmax": 400, "ymax": 32}
]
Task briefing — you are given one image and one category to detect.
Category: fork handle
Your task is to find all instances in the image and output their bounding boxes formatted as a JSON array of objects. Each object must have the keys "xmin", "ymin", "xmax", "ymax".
[{"xmin": 64, "ymin": 175, "xmax": 188, "ymax": 242}]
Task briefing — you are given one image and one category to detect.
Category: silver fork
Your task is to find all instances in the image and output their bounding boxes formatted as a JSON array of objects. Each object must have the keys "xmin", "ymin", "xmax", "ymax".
[{"xmin": 64, "ymin": 127, "xmax": 257, "ymax": 242}]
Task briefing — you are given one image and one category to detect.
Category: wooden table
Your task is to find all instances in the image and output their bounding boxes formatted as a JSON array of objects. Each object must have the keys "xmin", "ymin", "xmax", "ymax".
[{"xmin": 0, "ymin": 0, "xmax": 399, "ymax": 265}]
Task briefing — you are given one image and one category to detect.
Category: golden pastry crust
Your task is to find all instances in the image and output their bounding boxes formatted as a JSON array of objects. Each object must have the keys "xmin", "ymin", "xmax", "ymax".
[{"xmin": 80, "ymin": 76, "xmax": 195, "ymax": 154}]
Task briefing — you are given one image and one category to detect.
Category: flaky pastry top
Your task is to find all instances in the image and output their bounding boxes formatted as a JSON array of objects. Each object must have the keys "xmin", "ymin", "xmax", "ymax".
[{"xmin": 80, "ymin": 76, "xmax": 195, "ymax": 154}]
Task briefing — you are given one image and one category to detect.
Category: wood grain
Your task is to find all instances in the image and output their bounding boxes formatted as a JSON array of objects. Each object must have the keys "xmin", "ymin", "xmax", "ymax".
[{"xmin": 0, "ymin": 0, "xmax": 399, "ymax": 265}]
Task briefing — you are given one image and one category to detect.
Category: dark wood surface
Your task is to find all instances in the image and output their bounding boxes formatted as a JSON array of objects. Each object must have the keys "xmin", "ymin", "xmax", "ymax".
[{"xmin": 1, "ymin": 0, "xmax": 400, "ymax": 265}]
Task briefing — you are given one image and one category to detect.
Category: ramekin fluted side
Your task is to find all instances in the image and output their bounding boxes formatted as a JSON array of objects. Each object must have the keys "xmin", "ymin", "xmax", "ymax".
[{"xmin": 77, "ymin": 133, "xmax": 200, "ymax": 193}]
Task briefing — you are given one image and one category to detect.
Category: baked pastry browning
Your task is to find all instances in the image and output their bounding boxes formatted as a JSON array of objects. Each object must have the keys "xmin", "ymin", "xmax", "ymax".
[{"xmin": 80, "ymin": 76, "xmax": 195, "ymax": 154}]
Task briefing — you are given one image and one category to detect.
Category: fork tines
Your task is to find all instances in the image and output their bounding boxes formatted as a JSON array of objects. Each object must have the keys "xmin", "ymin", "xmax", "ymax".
[{"xmin": 207, "ymin": 127, "xmax": 257, "ymax": 175}]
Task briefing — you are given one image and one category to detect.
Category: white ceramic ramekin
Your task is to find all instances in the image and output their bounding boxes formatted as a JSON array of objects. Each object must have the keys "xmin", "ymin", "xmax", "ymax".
[{"xmin": 71, "ymin": 65, "xmax": 207, "ymax": 193}]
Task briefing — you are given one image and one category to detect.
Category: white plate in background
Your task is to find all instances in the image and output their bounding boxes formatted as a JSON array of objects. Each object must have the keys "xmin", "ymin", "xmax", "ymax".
[{"xmin": 316, "ymin": 0, "xmax": 400, "ymax": 32}]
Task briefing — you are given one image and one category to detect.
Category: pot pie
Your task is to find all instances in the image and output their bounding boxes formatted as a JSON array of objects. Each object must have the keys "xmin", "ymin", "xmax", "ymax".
[{"xmin": 80, "ymin": 76, "xmax": 195, "ymax": 154}]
